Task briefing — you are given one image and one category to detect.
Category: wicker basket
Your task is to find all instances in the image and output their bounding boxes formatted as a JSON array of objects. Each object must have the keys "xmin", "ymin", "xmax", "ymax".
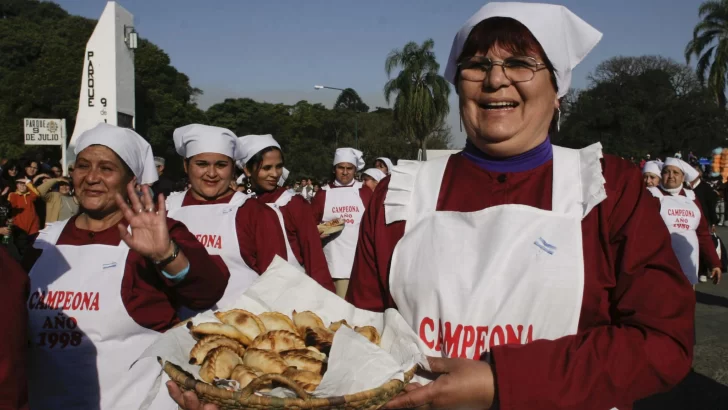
[{"xmin": 162, "ymin": 358, "xmax": 417, "ymax": 410}]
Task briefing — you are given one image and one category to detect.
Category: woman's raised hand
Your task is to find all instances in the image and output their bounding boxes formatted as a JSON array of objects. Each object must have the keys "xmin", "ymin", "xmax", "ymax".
[{"xmin": 115, "ymin": 181, "xmax": 172, "ymax": 261}]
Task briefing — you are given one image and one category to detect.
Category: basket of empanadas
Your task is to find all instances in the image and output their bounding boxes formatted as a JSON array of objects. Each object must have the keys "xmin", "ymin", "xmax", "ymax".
[
  {"xmin": 143, "ymin": 257, "xmax": 424, "ymax": 409},
  {"xmin": 317, "ymin": 219, "xmax": 345, "ymax": 236}
]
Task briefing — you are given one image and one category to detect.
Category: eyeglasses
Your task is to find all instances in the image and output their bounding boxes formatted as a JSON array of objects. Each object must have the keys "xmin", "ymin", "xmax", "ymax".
[{"xmin": 458, "ymin": 56, "xmax": 547, "ymax": 83}]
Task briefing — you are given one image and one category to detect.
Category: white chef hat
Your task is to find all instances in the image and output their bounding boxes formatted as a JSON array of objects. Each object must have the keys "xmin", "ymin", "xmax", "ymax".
[
  {"xmin": 237, "ymin": 134, "xmax": 281, "ymax": 169},
  {"xmin": 173, "ymin": 124, "xmax": 243, "ymax": 161},
  {"xmin": 375, "ymin": 157, "xmax": 395, "ymax": 175},
  {"xmin": 642, "ymin": 161, "xmax": 662, "ymax": 177},
  {"xmin": 333, "ymin": 148, "xmax": 365, "ymax": 171},
  {"xmin": 664, "ymin": 158, "xmax": 700, "ymax": 183},
  {"xmin": 278, "ymin": 167, "xmax": 290, "ymax": 187},
  {"xmin": 74, "ymin": 123, "xmax": 158, "ymax": 185},
  {"xmin": 363, "ymin": 168, "xmax": 386, "ymax": 182},
  {"xmin": 444, "ymin": 2, "xmax": 603, "ymax": 97}
]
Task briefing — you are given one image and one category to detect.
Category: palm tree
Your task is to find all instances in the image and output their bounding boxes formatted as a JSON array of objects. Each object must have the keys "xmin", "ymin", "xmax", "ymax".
[
  {"xmin": 685, "ymin": 0, "xmax": 728, "ymax": 107},
  {"xmin": 384, "ymin": 39, "xmax": 450, "ymax": 160}
]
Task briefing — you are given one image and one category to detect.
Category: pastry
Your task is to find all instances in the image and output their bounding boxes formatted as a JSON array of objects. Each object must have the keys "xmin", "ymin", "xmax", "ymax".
[
  {"xmin": 304, "ymin": 327, "xmax": 334, "ymax": 354},
  {"xmin": 188, "ymin": 322, "xmax": 253, "ymax": 346},
  {"xmin": 230, "ymin": 365, "xmax": 264, "ymax": 389},
  {"xmin": 243, "ymin": 348, "xmax": 289, "ymax": 374},
  {"xmin": 329, "ymin": 319, "xmax": 351, "ymax": 332},
  {"xmin": 189, "ymin": 335, "xmax": 246, "ymax": 365},
  {"xmin": 282, "ymin": 351, "xmax": 324, "ymax": 374},
  {"xmin": 282, "ymin": 368, "xmax": 323, "ymax": 392},
  {"xmin": 199, "ymin": 346, "xmax": 243, "ymax": 383},
  {"xmin": 215, "ymin": 309, "xmax": 266, "ymax": 344},
  {"xmin": 258, "ymin": 312, "xmax": 298, "ymax": 334},
  {"xmin": 354, "ymin": 326, "xmax": 381, "ymax": 346},
  {"xmin": 292, "ymin": 310, "xmax": 326, "ymax": 335},
  {"xmin": 281, "ymin": 347, "xmax": 327, "ymax": 362},
  {"xmin": 250, "ymin": 330, "xmax": 306, "ymax": 352}
]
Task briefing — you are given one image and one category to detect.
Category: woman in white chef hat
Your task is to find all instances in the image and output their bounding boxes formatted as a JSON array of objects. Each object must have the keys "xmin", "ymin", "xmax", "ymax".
[
  {"xmin": 25, "ymin": 123, "xmax": 227, "ymax": 410},
  {"xmin": 345, "ymin": 3, "xmax": 696, "ymax": 409},
  {"xmin": 374, "ymin": 157, "xmax": 395, "ymax": 175},
  {"xmin": 362, "ymin": 168, "xmax": 386, "ymax": 192},
  {"xmin": 236, "ymin": 134, "xmax": 336, "ymax": 292},
  {"xmin": 642, "ymin": 160, "xmax": 662, "ymax": 187},
  {"xmin": 311, "ymin": 147, "xmax": 372, "ymax": 297},
  {"xmin": 166, "ymin": 124, "xmax": 289, "ymax": 314},
  {"xmin": 649, "ymin": 157, "xmax": 722, "ymax": 286}
]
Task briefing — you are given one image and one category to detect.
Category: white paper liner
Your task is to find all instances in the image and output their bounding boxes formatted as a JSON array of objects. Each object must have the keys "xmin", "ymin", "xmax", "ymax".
[{"xmin": 138, "ymin": 256, "xmax": 427, "ymax": 399}]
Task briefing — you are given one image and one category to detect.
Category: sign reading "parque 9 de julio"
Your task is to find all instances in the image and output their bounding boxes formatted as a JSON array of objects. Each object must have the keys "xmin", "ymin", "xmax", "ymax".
[{"xmin": 24, "ymin": 118, "xmax": 65, "ymax": 145}]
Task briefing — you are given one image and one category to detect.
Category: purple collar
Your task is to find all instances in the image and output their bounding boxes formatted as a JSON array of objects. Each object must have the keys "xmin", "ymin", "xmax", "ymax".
[{"xmin": 461, "ymin": 137, "xmax": 553, "ymax": 173}]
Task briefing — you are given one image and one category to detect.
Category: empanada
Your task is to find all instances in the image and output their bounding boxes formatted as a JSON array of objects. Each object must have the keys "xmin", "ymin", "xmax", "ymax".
[
  {"xmin": 230, "ymin": 365, "xmax": 263, "ymax": 389},
  {"xmin": 199, "ymin": 346, "xmax": 243, "ymax": 383},
  {"xmin": 189, "ymin": 335, "xmax": 246, "ymax": 365},
  {"xmin": 215, "ymin": 309, "xmax": 266, "ymax": 344},
  {"xmin": 292, "ymin": 310, "xmax": 325, "ymax": 335},
  {"xmin": 243, "ymin": 348, "xmax": 289, "ymax": 374},
  {"xmin": 283, "ymin": 368, "xmax": 322, "ymax": 392},
  {"xmin": 329, "ymin": 319, "xmax": 351, "ymax": 332},
  {"xmin": 304, "ymin": 327, "xmax": 333, "ymax": 354},
  {"xmin": 189, "ymin": 322, "xmax": 253, "ymax": 346},
  {"xmin": 354, "ymin": 326, "xmax": 381, "ymax": 346},
  {"xmin": 250, "ymin": 330, "xmax": 306, "ymax": 352},
  {"xmin": 282, "ymin": 351, "xmax": 324, "ymax": 374},
  {"xmin": 258, "ymin": 312, "xmax": 298, "ymax": 334},
  {"xmin": 281, "ymin": 347, "xmax": 327, "ymax": 362}
]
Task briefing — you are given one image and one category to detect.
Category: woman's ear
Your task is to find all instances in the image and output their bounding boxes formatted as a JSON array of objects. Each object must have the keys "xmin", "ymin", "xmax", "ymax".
[{"xmin": 183, "ymin": 160, "xmax": 188, "ymax": 174}]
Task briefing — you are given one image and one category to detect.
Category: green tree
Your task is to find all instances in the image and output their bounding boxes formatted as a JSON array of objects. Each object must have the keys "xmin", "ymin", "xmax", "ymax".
[
  {"xmin": 685, "ymin": 0, "xmax": 728, "ymax": 106},
  {"xmin": 384, "ymin": 39, "xmax": 450, "ymax": 160},
  {"xmin": 333, "ymin": 88, "xmax": 369, "ymax": 113}
]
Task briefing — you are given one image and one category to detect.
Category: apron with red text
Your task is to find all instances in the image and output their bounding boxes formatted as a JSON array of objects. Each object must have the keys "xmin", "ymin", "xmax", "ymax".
[
  {"xmin": 648, "ymin": 187, "xmax": 701, "ymax": 284},
  {"xmin": 388, "ymin": 144, "xmax": 606, "ymax": 362},
  {"xmin": 322, "ymin": 186, "xmax": 365, "ymax": 279},
  {"xmin": 27, "ymin": 219, "xmax": 175, "ymax": 410},
  {"xmin": 166, "ymin": 191, "xmax": 258, "ymax": 310},
  {"xmin": 265, "ymin": 189, "xmax": 299, "ymax": 265}
]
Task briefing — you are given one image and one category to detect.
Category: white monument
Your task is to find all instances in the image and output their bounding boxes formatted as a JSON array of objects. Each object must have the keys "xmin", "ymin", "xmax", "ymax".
[{"xmin": 67, "ymin": 1, "xmax": 136, "ymax": 165}]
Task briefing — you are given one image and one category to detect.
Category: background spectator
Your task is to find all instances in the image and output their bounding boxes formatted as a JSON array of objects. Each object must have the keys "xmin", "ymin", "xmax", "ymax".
[{"xmin": 36, "ymin": 177, "xmax": 78, "ymax": 225}]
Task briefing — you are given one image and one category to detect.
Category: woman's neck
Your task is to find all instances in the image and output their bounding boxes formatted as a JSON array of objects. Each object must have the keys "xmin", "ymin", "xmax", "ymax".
[
  {"xmin": 190, "ymin": 188, "xmax": 235, "ymax": 202},
  {"xmin": 76, "ymin": 210, "xmax": 124, "ymax": 232},
  {"xmin": 661, "ymin": 184, "xmax": 683, "ymax": 195},
  {"xmin": 462, "ymin": 136, "xmax": 553, "ymax": 173}
]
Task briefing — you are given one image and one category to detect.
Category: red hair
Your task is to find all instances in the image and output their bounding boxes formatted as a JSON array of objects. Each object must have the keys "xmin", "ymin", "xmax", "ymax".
[{"xmin": 457, "ymin": 17, "xmax": 557, "ymax": 91}]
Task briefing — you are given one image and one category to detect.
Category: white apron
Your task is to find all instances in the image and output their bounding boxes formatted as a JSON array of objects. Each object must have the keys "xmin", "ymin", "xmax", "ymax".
[
  {"xmin": 387, "ymin": 144, "xmax": 606, "ymax": 362},
  {"xmin": 322, "ymin": 185, "xmax": 366, "ymax": 279},
  {"xmin": 27, "ymin": 219, "xmax": 175, "ymax": 410},
  {"xmin": 264, "ymin": 189, "xmax": 298, "ymax": 264},
  {"xmin": 648, "ymin": 187, "xmax": 701, "ymax": 284},
  {"xmin": 321, "ymin": 181, "xmax": 363, "ymax": 191},
  {"xmin": 166, "ymin": 191, "xmax": 258, "ymax": 310}
]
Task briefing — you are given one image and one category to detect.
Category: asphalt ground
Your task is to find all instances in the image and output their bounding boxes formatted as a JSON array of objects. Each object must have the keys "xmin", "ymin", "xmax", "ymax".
[{"xmin": 634, "ymin": 226, "xmax": 728, "ymax": 409}]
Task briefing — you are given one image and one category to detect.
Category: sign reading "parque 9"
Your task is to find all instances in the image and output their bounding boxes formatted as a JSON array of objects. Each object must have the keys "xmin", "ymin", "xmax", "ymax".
[{"xmin": 24, "ymin": 118, "xmax": 64, "ymax": 146}]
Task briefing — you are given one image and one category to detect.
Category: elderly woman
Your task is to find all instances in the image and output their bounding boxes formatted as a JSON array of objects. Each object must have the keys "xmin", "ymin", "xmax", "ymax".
[
  {"xmin": 24, "ymin": 123, "xmax": 228, "ymax": 409},
  {"xmin": 166, "ymin": 124, "xmax": 289, "ymax": 312},
  {"xmin": 642, "ymin": 160, "xmax": 662, "ymax": 188},
  {"xmin": 649, "ymin": 157, "xmax": 722, "ymax": 286},
  {"xmin": 345, "ymin": 3, "xmax": 695, "ymax": 409},
  {"xmin": 237, "ymin": 134, "xmax": 335, "ymax": 292}
]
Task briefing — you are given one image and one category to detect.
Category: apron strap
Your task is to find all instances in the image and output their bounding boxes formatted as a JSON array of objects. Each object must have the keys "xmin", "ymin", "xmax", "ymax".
[
  {"xmin": 165, "ymin": 190, "xmax": 186, "ymax": 212},
  {"xmin": 384, "ymin": 156, "xmax": 449, "ymax": 227},
  {"xmin": 33, "ymin": 218, "xmax": 71, "ymax": 249},
  {"xmin": 647, "ymin": 186, "xmax": 664, "ymax": 199},
  {"xmin": 552, "ymin": 143, "xmax": 607, "ymax": 219}
]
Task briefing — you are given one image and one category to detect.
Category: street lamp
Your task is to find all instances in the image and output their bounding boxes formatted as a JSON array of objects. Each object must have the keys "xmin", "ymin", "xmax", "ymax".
[{"xmin": 314, "ymin": 84, "xmax": 358, "ymax": 149}]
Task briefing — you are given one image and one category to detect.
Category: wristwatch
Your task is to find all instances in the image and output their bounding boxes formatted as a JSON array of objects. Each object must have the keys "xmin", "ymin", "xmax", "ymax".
[{"xmin": 154, "ymin": 240, "xmax": 180, "ymax": 267}]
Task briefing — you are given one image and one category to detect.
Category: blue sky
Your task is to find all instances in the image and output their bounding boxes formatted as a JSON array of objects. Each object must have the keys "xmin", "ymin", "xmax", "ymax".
[{"xmin": 52, "ymin": 0, "xmax": 704, "ymax": 148}]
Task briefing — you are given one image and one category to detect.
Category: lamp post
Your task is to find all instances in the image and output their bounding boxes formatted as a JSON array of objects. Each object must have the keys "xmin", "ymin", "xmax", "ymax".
[{"xmin": 314, "ymin": 85, "xmax": 358, "ymax": 149}]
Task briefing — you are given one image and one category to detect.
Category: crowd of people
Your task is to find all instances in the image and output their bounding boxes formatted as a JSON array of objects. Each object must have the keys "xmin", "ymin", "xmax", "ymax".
[{"xmin": 0, "ymin": 2, "xmax": 722, "ymax": 410}]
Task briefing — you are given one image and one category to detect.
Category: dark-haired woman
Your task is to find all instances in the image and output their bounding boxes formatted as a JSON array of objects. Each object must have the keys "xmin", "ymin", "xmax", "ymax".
[
  {"xmin": 166, "ymin": 124, "xmax": 289, "ymax": 312},
  {"xmin": 347, "ymin": 3, "xmax": 695, "ymax": 409},
  {"xmin": 237, "ymin": 134, "xmax": 335, "ymax": 292},
  {"xmin": 24, "ymin": 123, "xmax": 227, "ymax": 409}
]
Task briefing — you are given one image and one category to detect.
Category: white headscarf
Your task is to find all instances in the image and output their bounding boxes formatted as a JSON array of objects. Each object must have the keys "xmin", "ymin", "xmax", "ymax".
[
  {"xmin": 363, "ymin": 168, "xmax": 387, "ymax": 182},
  {"xmin": 642, "ymin": 161, "xmax": 662, "ymax": 177},
  {"xmin": 237, "ymin": 134, "xmax": 281, "ymax": 169},
  {"xmin": 444, "ymin": 2, "xmax": 603, "ymax": 97},
  {"xmin": 664, "ymin": 158, "xmax": 700, "ymax": 183},
  {"xmin": 376, "ymin": 157, "xmax": 395, "ymax": 175},
  {"xmin": 278, "ymin": 167, "xmax": 290, "ymax": 187},
  {"xmin": 173, "ymin": 124, "xmax": 243, "ymax": 160},
  {"xmin": 74, "ymin": 123, "xmax": 158, "ymax": 185},
  {"xmin": 334, "ymin": 148, "xmax": 365, "ymax": 171}
]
